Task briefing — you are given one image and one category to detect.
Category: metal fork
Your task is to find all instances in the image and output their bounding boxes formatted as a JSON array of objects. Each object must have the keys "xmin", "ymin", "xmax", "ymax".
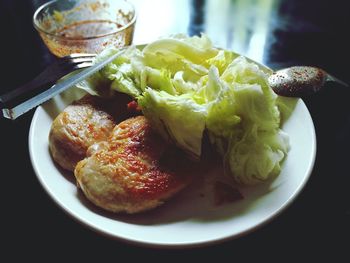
[{"xmin": 0, "ymin": 53, "xmax": 96, "ymax": 109}]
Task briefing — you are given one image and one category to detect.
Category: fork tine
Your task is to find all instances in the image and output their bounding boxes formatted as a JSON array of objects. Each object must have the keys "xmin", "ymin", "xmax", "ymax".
[
  {"xmin": 60, "ymin": 53, "xmax": 96, "ymax": 66},
  {"xmin": 69, "ymin": 57, "xmax": 95, "ymax": 64},
  {"xmin": 73, "ymin": 61, "xmax": 94, "ymax": 70},
  {"xmin": 60, "ymin": 55, "xmax": 95, "ymax": 71},
  {"xmin": 67, "ymin": 53, "xmax": 96, "ymax": 59}
]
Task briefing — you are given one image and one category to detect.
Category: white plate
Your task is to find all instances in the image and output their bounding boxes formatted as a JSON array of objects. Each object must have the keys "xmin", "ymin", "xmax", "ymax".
[{"xmin": 29, "ymin": 87, "xmax": 316, "ymax": 248}]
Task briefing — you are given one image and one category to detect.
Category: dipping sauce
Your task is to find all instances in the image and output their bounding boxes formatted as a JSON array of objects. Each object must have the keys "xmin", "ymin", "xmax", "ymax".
[{"xmin": 34, "ymin": 0, "xmax": 136, "ymax": 57}]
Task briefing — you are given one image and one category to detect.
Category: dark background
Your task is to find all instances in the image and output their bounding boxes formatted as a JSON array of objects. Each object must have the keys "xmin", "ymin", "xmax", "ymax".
[{"xmin": 0, "ymin": 0, "xmax": 349, "ymax": 260}]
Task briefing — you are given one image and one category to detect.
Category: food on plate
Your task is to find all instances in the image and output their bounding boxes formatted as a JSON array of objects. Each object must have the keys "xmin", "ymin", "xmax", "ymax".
[
  {"xmin": 79, "ymin": 34, "xmax": 292, "ymax": 185},
  {"xmin": 48, "ymin": 34, "xmax": 295, "ymax": 214},
  {"xmin": 49, "ymin": 94, "xmax": 132, "ymax": 171},
  {"xmin": 74, "ymin": 116, "xmax": 196, "ymax": 213}
]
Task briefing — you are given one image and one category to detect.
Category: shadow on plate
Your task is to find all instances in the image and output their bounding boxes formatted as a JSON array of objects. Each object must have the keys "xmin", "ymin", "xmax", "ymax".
[{"xmin": 49, "ymin": 152, "xmax": 77, "ymax": 185}]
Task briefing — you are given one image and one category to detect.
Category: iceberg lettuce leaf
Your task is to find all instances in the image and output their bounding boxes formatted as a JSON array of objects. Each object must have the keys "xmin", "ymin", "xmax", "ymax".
[
  {"xmin": 138, "ymin": 89, "xmax": 207, "ymax": 159},
  {"xmin": 227, "ymin": 128, "xmax": 289, "ymax": 185}
]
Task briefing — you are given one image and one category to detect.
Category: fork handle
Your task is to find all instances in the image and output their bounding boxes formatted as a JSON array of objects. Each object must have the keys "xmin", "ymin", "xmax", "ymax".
[
  {"xmin": 0, "ymin": 56, "xmax": 79, "ymax": 110},
  {"xmin": 0, "ymin": 77, "xmax": 54, "ymax": 109}
]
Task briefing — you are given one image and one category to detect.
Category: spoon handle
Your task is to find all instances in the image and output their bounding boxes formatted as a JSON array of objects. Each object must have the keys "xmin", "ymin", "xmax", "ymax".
[{"xmin": 326, "ymin": 74, "xmax": 349, "ymax": 87}]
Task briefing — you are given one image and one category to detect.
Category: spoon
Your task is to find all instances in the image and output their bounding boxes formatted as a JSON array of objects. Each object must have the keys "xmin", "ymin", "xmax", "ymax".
[{"xmin": 268, "ymin": 66, "xmax": 349, "ymax": 97}]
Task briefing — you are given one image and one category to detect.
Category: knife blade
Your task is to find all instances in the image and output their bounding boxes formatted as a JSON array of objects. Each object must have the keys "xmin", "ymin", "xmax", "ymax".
[{"xmin": 2, "ymin": 47, "xmax": 126, "ymax": 120}]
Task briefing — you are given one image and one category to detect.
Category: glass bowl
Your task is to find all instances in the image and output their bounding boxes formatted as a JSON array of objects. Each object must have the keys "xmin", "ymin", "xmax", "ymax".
[{"xmin": 33, "ymin": 0, "xmax": 136, "ymax": 57}]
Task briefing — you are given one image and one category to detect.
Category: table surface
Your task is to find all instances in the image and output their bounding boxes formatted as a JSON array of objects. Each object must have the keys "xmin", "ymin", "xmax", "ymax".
[{"xmin": 1, "ymin": 0, "xmax": 349, "ymax": 260}]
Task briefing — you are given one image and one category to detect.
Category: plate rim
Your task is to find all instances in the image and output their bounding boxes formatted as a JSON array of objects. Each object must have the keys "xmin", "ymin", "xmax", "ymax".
[{"xmin": 28, "ymin": 97, "xmax": 316, "ymax": 248}]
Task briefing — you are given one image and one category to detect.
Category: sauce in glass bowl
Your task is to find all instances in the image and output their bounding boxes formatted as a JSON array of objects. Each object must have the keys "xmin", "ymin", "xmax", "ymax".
[{"xmin": 34, "ymin": 0, "xmax": 136, "ymax": 57}]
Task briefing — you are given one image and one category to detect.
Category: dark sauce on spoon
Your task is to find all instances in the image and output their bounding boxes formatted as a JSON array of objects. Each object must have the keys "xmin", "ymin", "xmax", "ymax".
[
  {"xmin": 268, "ymin": 66, "xmax": 349, "ymax": 97},
  {"xmin": 268, "ymin": 66, "xmax": 327, "ymax": 97}
]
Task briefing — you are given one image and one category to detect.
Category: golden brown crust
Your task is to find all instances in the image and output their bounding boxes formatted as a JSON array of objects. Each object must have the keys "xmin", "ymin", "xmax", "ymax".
[
  {"xmin": 49, "ymin": 95, "xmax": 117, "ymax": 171},
  {"xmin": 74, "ymin": 116, "xmax": 197, "ymax": 213}
]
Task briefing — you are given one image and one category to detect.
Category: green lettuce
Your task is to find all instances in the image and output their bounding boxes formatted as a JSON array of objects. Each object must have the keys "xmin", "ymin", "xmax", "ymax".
[
  {"xmin": 81, "ymin": 34, "xmax": 293, "ymax": 185},
  {"xmin": 138, "ymin": 89, "xmax": 207, "ymax": 159}
]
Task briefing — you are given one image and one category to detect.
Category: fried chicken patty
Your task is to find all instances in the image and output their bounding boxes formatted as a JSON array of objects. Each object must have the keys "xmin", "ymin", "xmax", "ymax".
[
  {"xmin": 74, "ymin": 116, "xmax": 196, "ymax": 214},
  {"xmin": 49, "ymin": 94, "xmax": 131, "ymax": 171},
  {"xmin": 49, "ymin": 93, "xmax": 136, "ymax": 171}
]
